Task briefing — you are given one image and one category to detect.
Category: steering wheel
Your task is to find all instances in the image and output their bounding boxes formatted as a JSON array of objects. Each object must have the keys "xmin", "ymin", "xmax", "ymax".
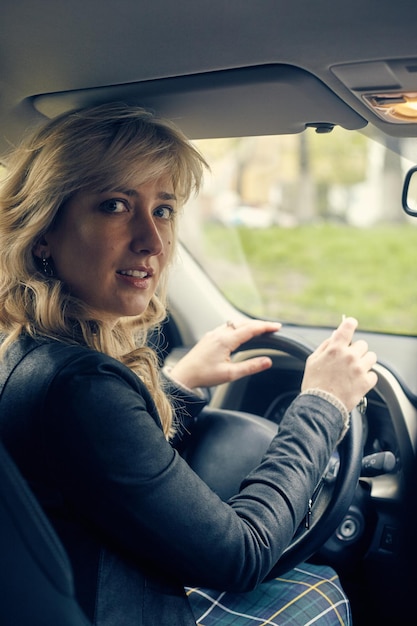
[{"xmin": 183, "ymin": 331, "xmax": 364, "ymax": 577}]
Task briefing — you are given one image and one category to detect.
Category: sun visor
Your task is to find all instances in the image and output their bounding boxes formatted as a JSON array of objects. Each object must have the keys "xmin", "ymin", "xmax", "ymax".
[{"xmin": 32, "ymin": 64, "xmax": 366, "ymax": 139}]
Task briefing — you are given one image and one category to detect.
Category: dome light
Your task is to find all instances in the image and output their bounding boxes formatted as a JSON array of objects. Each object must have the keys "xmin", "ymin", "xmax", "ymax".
[{"xmin": 364, "ymin": 92, "xmax": 417, "ymax": 123}]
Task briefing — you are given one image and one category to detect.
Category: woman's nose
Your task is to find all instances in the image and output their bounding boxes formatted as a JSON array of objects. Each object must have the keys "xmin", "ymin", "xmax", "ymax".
[{"xmin": 130, "ymin": 213, "xmax": 164, "ymax": 256}]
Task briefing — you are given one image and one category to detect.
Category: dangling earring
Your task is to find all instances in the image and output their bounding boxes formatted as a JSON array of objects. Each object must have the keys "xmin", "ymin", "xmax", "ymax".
[{"xmin": 41, "ymin": 251, "xmax": 54, "ymax": 277}]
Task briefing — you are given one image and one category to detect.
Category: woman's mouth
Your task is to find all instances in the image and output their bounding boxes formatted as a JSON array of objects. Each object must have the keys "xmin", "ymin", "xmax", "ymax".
[
  {"xmin": 118, "ymin": 269, "xmax": 149, "ymax": 278},
  {"xmin": 116, "ymin": 268, "xmax": 154, "ymax": 288}
]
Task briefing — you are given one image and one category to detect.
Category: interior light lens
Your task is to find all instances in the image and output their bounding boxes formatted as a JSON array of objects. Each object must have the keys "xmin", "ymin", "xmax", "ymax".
[{"xmin": 363, "ymin": 92, "xmax": 417, "ymax": 123}]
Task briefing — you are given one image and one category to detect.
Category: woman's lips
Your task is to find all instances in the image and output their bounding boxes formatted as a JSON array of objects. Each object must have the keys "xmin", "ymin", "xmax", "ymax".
[
  {"xmin": 116, "ymin": 269, "xmax": 153, "ymax": 288},
  {"xmin": 118, "ymin": 269, "xmax": 149, "ymax": 278}
]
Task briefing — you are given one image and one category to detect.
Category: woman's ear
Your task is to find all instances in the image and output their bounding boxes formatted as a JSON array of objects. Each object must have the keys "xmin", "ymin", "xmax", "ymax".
[{"xmin": 32, "ymin": 236, "xmax": 50, "ymax": 259}]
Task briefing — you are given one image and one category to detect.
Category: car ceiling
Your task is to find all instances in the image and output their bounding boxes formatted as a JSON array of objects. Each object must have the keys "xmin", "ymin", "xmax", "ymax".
[{"xmin": 1, "ymin": 0, "xmax": 417, "ymax": 158}]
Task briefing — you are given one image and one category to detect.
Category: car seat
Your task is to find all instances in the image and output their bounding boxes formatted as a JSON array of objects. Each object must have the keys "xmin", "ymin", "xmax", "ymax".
[{"xmin": 0, "ymin": 438, "xmax": 91, "ymax": 625}]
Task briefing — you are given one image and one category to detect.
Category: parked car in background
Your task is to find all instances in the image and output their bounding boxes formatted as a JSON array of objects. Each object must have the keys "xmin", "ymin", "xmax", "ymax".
[{"xmin": 1, "ymin": 1, "xmax": 417, "ymax": 624}]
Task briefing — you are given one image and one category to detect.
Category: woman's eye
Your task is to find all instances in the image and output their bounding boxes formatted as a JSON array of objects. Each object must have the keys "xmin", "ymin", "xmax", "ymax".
[
  {"xmin": 154, "ymin": 205, "xmax": 174, "ymax": 220},
  {"xmin": 100, "ymin": 199, "xmax": 128, "ymax": 213}
]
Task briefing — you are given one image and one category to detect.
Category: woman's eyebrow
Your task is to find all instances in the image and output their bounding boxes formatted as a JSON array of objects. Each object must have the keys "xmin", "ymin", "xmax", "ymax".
[
  {"xmin": 158, "ymin": 191, "xmax": 177, "ymax": 201},
  {"xmin": 111, "ymin": 189, "xmax": 177, "ymax": 202}
]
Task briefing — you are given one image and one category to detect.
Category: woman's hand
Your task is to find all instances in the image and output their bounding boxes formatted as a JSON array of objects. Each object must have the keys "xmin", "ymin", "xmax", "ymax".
[
  {"xmin": 301, "ymin": 316, "xmax": 378, "ymax": 412},
  {"xmin": 168, "ymin": 319, "xmax": 281, "ymax": 390}
]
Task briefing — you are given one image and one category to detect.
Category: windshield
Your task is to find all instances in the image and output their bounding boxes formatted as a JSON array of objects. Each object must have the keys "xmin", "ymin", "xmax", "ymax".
[{"xmin": 181, "ymin": 126, "xmax": 417, "ymax": 335}]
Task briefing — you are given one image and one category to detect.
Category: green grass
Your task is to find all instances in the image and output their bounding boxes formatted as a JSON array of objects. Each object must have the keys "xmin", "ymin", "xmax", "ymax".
[{"xmin": 201, "ymin": 222, "xmax": 417, "ymax": 334}]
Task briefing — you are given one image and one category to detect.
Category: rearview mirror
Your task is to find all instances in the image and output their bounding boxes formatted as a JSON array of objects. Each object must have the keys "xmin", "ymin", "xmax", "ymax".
[{"xmin": 402, "ymin": 166, "xmax": 417, "ymax": 217}]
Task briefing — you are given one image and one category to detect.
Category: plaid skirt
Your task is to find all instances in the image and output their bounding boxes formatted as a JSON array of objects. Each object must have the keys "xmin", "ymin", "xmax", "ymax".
[{"xmin": 186, "ymin": 562, "xmax": 351, "ymax": 626}]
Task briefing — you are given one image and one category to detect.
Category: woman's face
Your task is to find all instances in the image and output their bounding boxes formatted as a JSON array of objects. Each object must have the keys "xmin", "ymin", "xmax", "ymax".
[{"xmin": 36, "ymin": 176, "xmax": 176, "ymax": 323}]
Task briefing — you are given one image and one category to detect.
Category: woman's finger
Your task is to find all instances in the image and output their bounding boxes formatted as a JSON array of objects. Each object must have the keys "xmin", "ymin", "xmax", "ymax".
[
  {"xmin": 227, "ymin": 356, "xmax": 274, "ymax": 381},
  {"xmin": 350, "ymin": 339, "xmax": 371, "ymax": 357},
  {"xmin": 331, "ymin": 316, "xmax": 358, "ymax": 345},
  {"xmin": 217, "ymin": 319, "xmax": 281, "ymax": 352}
]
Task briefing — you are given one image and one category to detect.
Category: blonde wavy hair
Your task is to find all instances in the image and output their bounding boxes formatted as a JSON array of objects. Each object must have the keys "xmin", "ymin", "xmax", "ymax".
[{"xmin": 0, "ymin": 102, "xmax": 207, "ymax": 438}]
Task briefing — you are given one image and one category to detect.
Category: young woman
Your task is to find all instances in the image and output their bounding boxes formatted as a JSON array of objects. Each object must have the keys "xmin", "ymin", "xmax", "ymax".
[{"xmin": 0, "ymin": 103, "xmax": 377, "ymax": 625}]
